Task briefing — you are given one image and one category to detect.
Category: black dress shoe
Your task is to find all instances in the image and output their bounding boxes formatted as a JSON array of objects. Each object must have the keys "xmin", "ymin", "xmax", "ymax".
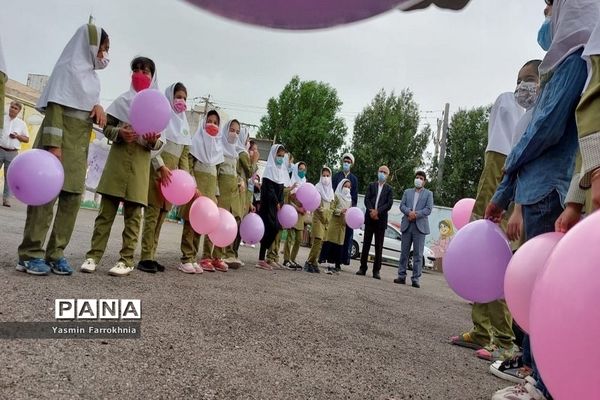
[
  {"xmin": 154, "ymin": 261, "xmax": 166, "ymax": 272},
  {"xmin": 394, "ymin": 278, "xmax": 406, "ymax": 285},
  {"xmin": 137, "ymin": 260, "xmax": 157, "ymax": 273},
  {"xmin": 412, "ymin": 282, "xmax": 421, "ymax": 288},
  {"xmin": 356, "ymin": 269, "xmax": 366, "ymax": 276},
  {"xmin": 372, "ymin": 273, "xmax": 381, "ymax": 280}
]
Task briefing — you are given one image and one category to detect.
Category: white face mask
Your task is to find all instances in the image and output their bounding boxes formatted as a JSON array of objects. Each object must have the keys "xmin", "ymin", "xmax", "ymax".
[
  {"xmin": 94, "ymin": 51, "xmax": 110, "ymax": 70},
  {"xmin": 342, "ymin": 187, "xmax": 351, "ymax": 196},
  {"xmin": 514, "ymin": 81, "xmax": 539, "ymax": 109},
  {"xmin": 321, "ymin": 176, "xmax": 331, "ymax": 186},
  {"xmin": 414, "ymin": 178, "xmax": 424, "ymax": 189},
  {"xmin": 227, "ymin": 131, "xmax": 238, "ymax": 144}
]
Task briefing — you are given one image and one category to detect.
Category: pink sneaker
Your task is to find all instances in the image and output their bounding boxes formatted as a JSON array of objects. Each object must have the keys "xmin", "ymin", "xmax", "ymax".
[
  {"xmin": 255, "ymin": 260, "xmax": 272, "ymax": 271},
  {"xmin": 178, "ymin": 262, "xmax": 196, "ymax": 274},
  {"xmin": 212, "ymin": 259, "xmax": 228, "ymax": 272},
  {"xmin": 192, "ymin": 262, "xmax": 203, "ymax": 274},
  {"xmin": 200, "ymin": 259, "xmax": 215, "ymax": 272}
]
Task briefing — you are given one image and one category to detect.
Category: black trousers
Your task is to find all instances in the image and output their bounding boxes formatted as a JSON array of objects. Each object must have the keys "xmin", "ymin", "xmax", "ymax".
[{"xmin": 359, "ymin": 220, "xmax": 386, "ymax": 274}]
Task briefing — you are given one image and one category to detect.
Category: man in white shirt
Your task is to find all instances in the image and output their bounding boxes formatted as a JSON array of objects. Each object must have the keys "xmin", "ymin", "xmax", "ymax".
[{"xmin": 1, "ymin": 101, "xmax": 29, "ymax": 206}]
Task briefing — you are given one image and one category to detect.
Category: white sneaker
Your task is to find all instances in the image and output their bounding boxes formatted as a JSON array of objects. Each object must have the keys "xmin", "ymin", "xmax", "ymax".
[
  {"xmin": 492, "ymin": 377, "xmax": 547, "ymax": 400},
  {"xmin": 192, "ymin": 262, "xmax": 203, "ymax": 274},
  {"xmin": 239, "ymin": 260, "xmax": 246, "ymax": 267},
  {"xmin": 80, "ymin": 258, "xmax": 97, "ymax": 273},
  {"xmin": 178, "ymin": 262, "xmax": 196, "ymax": 274},
  {"xmin": 108, "ymin": 261, "xmax": 134, "ymax": 276},
  {"xmin": 224, "ymin": 257, "xmax": 242, "ymax": 269}
]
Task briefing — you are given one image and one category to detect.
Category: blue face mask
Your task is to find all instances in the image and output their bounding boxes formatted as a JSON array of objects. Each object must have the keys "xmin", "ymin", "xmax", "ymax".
[
  {"xmin": 275, "ymin": 156, "xmax": 285, "ymax": 166},
  {"xmin": 378, "ymin": 172, "xmax": 387, "ymax": 182},
  {"xmin": 343, "ymin": 162, "xmax": 351, "ymax": 172},
  {"xmin": 298, "ymin": 170, "xmax": 306, "ymax": 179},
  {"xmin": 537, "ymin": 17, "xmax": 552, "ymax": 51}
]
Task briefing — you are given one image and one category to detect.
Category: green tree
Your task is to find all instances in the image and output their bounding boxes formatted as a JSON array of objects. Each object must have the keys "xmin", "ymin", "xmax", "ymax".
[
  {"xmin": 434, "ymin": 106, "xmax": 490, "ymax": 207},
  {"xmin": 350, "ymin": 89, "xmax": 429, "ymax": 196},
  {"xmin": 257, "ymin": 76, "xmax": 347, "ymax": 181}
]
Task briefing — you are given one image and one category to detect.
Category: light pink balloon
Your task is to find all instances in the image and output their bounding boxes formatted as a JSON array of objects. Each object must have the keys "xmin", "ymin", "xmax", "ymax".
[
  {"xmin": 209, "ymin": 208, "xmax": 238, "ymax": 247},
  {"xmin": 345, "ymin": 207, "xmax": 364, "ymax": 229},
  {"xmin": 160, "ymin": 170, "xmax": 197, "ymax": 206},
  {"xmin": 530, "ymin": 211, "xmax": 600, "ymax": 400},
  {"xmin": 190, "ymin": 196, "xmax": 220, "ymax": 234},
  {"xmin": 504, "ymin": 232, "xmax": 563, "ymax": 333},
  {"xmin": 239, "ymin": 213, "xmax": 265, "ymax": 245},
  {"xmin": 278, "ymin": 204, "xmax": 298, "ymax": 229},
  {"xmin": 301, "ymin": 190, "xmax": 321, "ymax": 212},
  {"xmin": 451, "ymin": 198, "xmax": 475, "ymax": 230}
]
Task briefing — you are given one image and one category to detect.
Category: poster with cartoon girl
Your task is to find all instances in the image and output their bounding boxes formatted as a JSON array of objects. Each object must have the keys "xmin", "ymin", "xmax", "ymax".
[{"xmin": 431, "ymin": 219, "xmax": 455, "ymax": 259}]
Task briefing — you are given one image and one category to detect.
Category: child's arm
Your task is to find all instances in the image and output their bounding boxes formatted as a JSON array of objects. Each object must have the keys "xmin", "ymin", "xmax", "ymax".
[
  {"xmin": 179, "ymin": 145, "xmax": 190, "ymax": 172},
  {"xmin": 102, "ymin": 114, "xmax": 124, "ymax": 143}
]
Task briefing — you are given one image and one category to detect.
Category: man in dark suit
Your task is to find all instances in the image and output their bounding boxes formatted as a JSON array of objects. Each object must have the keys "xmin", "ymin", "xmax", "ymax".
[
  {"xmin": 394, "ymin": 171, "xmax": 433, "ymax": 288},
  {"xmin": 357, "ymin": 166, "xmax": 394, "ymax": 280}
]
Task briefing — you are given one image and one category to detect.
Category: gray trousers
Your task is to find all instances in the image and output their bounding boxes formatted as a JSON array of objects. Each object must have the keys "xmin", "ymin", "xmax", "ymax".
[
  {"xmin": 397, "ymin": 222, "xmax": 426, "ymax": 283},
  {"xmin": 0, "ymin": 148, "xmax": 18, "ymax": 200}
]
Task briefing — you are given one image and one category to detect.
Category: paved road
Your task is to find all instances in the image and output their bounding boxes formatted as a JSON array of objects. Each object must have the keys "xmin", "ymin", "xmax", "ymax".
[{"xmin": 0, "ymin": 202, "xmax": 505, "ymax": 399}]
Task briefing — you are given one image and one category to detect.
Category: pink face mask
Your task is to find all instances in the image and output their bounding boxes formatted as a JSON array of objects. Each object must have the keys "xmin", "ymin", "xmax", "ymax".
[
  {"xmin": 205, "ymin": 123, "xmax": 219, "ymax": 136},
  {"xmin": 173, "ymin": 99, "xmax": 187, "ymax": 113}
]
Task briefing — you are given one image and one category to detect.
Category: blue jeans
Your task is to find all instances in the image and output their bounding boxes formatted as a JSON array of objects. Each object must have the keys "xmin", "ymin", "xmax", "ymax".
[
  {"xmin": 522, "ymin": 190, "xmax": 563, "ymax": 399},
  {"xmin": 397, "ymin": 223, "xmax": 425, "ymax": 283}
]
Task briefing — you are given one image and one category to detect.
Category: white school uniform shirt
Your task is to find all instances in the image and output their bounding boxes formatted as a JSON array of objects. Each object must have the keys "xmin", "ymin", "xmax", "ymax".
[
  {"xmin": 375, "ymin": 183, "xmax": 384, "ymax": 209},
  {"xmin": 485, "ymin": 93, "xmax": 524, "ymax": 156},
  {"xmin": 0, "ymin": 116, "xmax": 28, "ymax": 150},
  {"xmin": 412, "ymin": 189, "xmax": 421, "ymax": 211}
]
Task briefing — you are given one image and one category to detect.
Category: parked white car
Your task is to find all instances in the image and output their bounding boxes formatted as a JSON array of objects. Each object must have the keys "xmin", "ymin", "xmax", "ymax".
[{"xmin": 351, "ymin": 223, "xmax": 435, "ymax": 270}]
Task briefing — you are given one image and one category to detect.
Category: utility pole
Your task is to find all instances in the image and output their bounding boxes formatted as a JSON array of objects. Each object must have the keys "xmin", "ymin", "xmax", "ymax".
[
  {"xmin": 433, "ymin": 117, "xmax": 442, "ymax": 165},
  {"xmin": 436, "ymin": 103, "xmax": 450, "ymax": 184}
]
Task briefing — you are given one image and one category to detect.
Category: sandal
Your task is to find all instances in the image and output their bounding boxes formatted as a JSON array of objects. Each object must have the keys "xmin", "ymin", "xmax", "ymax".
[{"xmin": 450, "ymin": 332, "xmax": 485, "ymax": 350}]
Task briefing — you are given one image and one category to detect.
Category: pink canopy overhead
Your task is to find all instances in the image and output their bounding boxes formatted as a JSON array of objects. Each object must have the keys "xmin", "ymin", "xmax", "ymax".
[{"xmin": 186, "ymin": 0, "xmax": 471, "ymax": 30}]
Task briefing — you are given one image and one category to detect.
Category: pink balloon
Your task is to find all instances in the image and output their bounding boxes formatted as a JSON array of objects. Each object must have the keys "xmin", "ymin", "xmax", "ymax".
[
  {"xmin": 530, "ymin": 211, "xmax": 600, "ymax": 400},
  {"xmin": 443, "ymin": 220, "xmax": 512, "ymax": 303},
  {"xmin": 160, "ymin": 169, "xmax": 197, "ymax": 206},
  {"xmin": 504, "ymin": 232, "xmax": 563, "ymax": 333},
  {"xmin": 129, "ymin": 89, "xmax": 171, "ymax": 135},
  {"xmin": 239, "ymin": 213, "xmax": 265, "ymax": 245},
  {"xmin": 296, "ymin": 183, "xmax": 317, "ymax": 207},
  {"xmin": 7, "ymin": 149, "xmax": 64, "ymax": 206},
  {"xmin": 208, "ymin": 208, "xmax": 238, "ymax": 247},
  {"xmin": 186, "ymin": 0, "xmax": 405, "ymax": 30},
  {"xmin": 451, "ymin": 198, "xmax": 475, "ymax": 230},
  {"xmin": 190, "ymin": 196, "xmax": 220, "ymax": 234},
  {"xmin": 345, "ymin": 207, "xmax": 364, "ymax": 229},
  {"xmin": 301, "ymin": 190, "xmax": 321, "ymax": 212},
  {"xmin": 278, "ymin": 204, "xmax": 298, "ymax": 229}
]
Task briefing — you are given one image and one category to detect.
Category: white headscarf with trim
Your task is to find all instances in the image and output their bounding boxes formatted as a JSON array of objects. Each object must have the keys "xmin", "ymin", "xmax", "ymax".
[
  {"xmin": 289, "ymin": 162, "xmax": 307, "ymax": 192},
  {"xmin": 236, "ymin": 126, "xmax": 250, "ymax": 154},
  {"xmin": 221, "ymin": 119, "xmax": 240, "ymax": 159},
  {"xmin": 263, "ymin": 144, "xmax": 290, "ymax": 186},
  {"xmin": 335, "ymin": 178, "xmax": 352, "ymax": 209},
  {"xmin": 190, "ymin": 113, "xmax": 224, "ymax": 166},
  {"xmin": 315, "ymin": 166, "xmax": 334, "ymax": 202},
  {"xmin": 37, "ymin": 24, "xmax": 103, "ymax": 112},
  {"xmin": 162, "ymin": 82, "xmax": 191, "ymax": 145}
]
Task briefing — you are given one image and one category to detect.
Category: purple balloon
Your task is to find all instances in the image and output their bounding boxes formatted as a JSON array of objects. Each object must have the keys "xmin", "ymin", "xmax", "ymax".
[
  {"xmin": 7, "ymin": 149, "xmax": 64, "ymax": 206},
  {"xmin": 278, "ymin": 204, "xmax": 298, "ymax": 229},
  {"xmin": 239, "ymin": 213, "xmax": 265, "ymax": 245},
  {"xmin": 302, "ymin": 191, "xmax": 321, "ymax": 212},
  {"xmin": 296, "ymin": 183, "xmax": 316, "ymax": 204},
  {"xmin": 186, "ymin": 0, "xmax": 405, "ymax": 30},
  {"xmin": 443, "ymin": 220, "xmax": 512, "ymax": 303},
  {"xmin": 345, "ymin": 206, "xmax": 364, "ymax": 229},
  {"xmin": 129, "ymin": 89, "xmax": 171, "ymax": 135}
]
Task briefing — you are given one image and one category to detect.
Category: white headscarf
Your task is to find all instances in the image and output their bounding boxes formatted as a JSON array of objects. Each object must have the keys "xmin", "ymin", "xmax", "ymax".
[
  {"xmin": 539, "ymin": 0, "xmax": 600, "ymax": 75},
  {"xmin": 0, "ymin": 35, "xmax": 6, "ymax": 74},
  {"xmin": 315, "ymin": 166, "xmax": 334, "ymax": 202},
  {"xmin": 236, "ymin": 126, "xmax": 250, "ymax": 155},
  {"xmin": 485, "ymin": 92, "xmax": 524, "ymax": 156},
  {"xmin": 221, "ymin": 120, "xmax": 240, "ymax": 159},
  {"xmin": 263, "ymin": 144, "xmax": 290, "ymax": 186},
  {"xmin": 289, "ymin": 162, "xmax": 307, "ymax": 190},
  {"xmin": 190, "ymin": 114, "xmax": 224, "ymax": 166},
  {"xmin": 335, "ymin": 178, "xmax": 352, "ymax": 209},
  {"xmin": 106, "ymin": 61, "xmax": 159, "ymax": 123},
  {"xmin": 37, "ymin": 24, "xmax": 103, "ymax": 113},
  {"xmin": 162, "ymin": 82, "xmax": 191, "ymax": 145}
]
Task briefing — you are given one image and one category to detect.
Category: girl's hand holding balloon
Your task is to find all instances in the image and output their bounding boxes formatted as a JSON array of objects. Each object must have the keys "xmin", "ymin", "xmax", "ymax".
[
  {"xmin": 554, "ymin": 203, "xmax": 582, "ymax": 233},
  {"xmin": 159, "ymin": 166, "xmax": 172, "ymax": 185},
  {"xmin": 119, "ymin": 125, "xmax": 137, "ymax": 143},
  {"xmin": 143, "ymin": 132, "xmax": 161, "ymax": 146}
]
